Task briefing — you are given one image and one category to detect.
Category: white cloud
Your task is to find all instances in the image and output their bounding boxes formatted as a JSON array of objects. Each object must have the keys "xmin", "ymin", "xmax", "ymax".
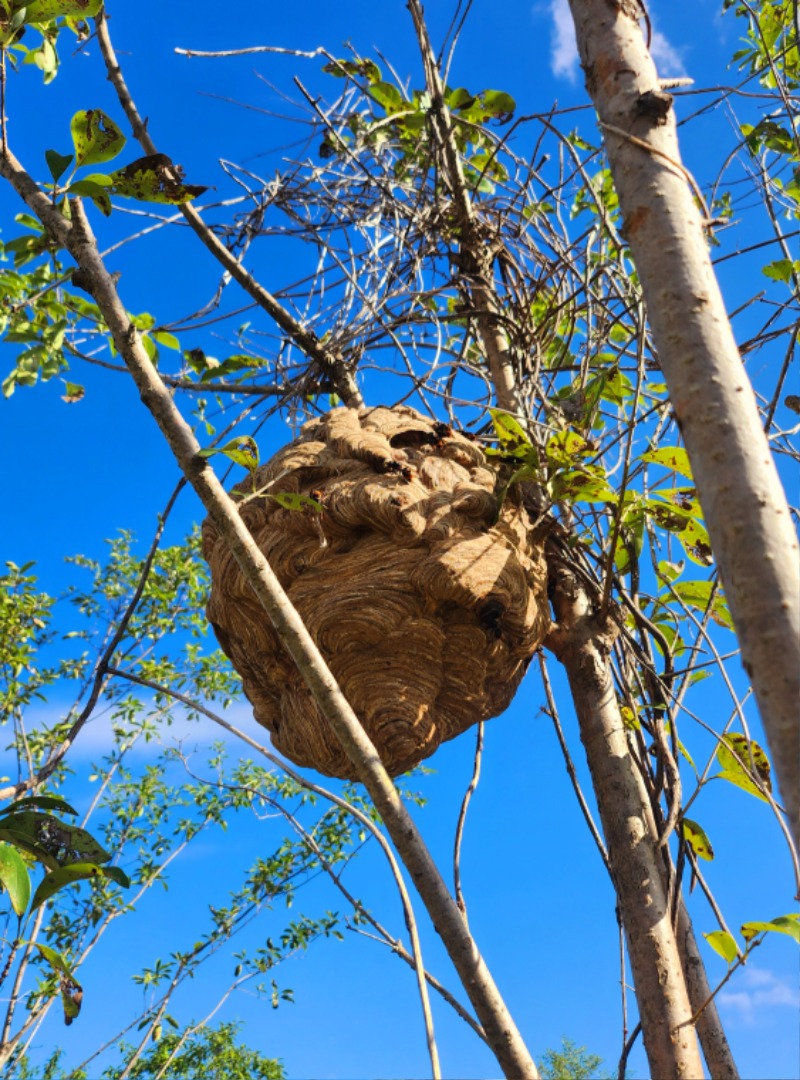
[
  {"xmin": 547, "ymin": 0, "xmax": 579, "ymax": 82},
  {"xmin": 649, "ymin": 30, "xmax": 687, "ymax": 79},
  {"xmin": 544, "ymin": 0, "xmax": 686, "ymax": 82},
  {"xmin": 14, "ymin": 697, "xmax": 266, "ymax": 763},
  {"xmin": 719, "ymin": 967, "xmax": 800, "ymax": 1026}
]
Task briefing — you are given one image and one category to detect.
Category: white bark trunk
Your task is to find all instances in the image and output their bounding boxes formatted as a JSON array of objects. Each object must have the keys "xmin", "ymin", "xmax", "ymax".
[
  {"xmin": 548, "ymin": 558, "xmax": 705, "ymax": 1079},
  {"xmin": 566, "ymin": 0, "xmax": 800, "ymax": 845}
]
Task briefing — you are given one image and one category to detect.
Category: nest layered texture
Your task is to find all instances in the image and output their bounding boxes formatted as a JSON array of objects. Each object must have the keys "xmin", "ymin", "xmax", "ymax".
[{"xmin": 202, "ymin": 406, "xmax": 550, "ymax": 779}]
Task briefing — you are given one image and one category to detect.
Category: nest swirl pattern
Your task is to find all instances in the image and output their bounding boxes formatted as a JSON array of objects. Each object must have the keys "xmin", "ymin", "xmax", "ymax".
[{"xmin": 202, "ymin": 406, "xmax": 550, "ymax": 779}]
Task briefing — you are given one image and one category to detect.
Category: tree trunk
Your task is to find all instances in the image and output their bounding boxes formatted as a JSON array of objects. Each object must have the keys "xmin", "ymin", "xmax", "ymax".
[
  {"xmin": 565, "ymin": 0, "xmax": 800, "ymax": 845},
  {"xmin": 677, "ymin": 900, "xmax": 740, "ymax": 1078},
  {"xmin": 548, "ymin": 556, "xmax": 704, "ymax": 1079}
]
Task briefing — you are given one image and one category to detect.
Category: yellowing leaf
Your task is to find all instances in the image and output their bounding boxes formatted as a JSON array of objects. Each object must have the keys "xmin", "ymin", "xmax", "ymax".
[
  {"xmin": 25, "ymin": 0, "xmax": 103, "ymax": 18},
  {"xmin": 70, "ymin": 109, "xmax": 125, "ymax": 168},
  {"xmin": 676, "ymin": 738, "xmax": 696, "ymax": 770},
  {"xmin": 641, "ymin": 446, "xmax": 693, "ymax": 479},
  {"xmin": 678, "ymin": 518, "xmax": 714, "ymax": 567},
  {"xmin": 545, "ymin": 429, "xmax": 593, "ymax": 465},
  {"xmin": 671, "ymin": 580, "xmax": 733, "ymax": 630},
  {"xmin": 620, "ymin": 705, "xmax": 639, "ymax": 730},
  {"xmin": 28, "ymin": 942, "xmax": 83, "ymax": 1026},
  {"xmin": 716, "ymin": 734, "xmax": 772, "ymax": 802},
  {"xmin": 681, "ymin": 818, "xmax": 714, "ymax": 861},
  {"xmin": 108, "ymin": 154, "xmax": 208, "ymax": 205},
  {"xmin": 268, "ymin": 492, "xmax": 323, "ymax": 513},
  {"xmin": 741, "ymin": 914, "xmax": 800, "ymax": 944},
  {"xmin": 489, "ymin": 408, "xmax": 532, "ymax": 450},
  {"xmin": 704, "ymin": 930, "xmax": 739, "ymax": 964},
  {"xmin": 152, "ymin": 330, "xmax": 180, "ymax": 351}
]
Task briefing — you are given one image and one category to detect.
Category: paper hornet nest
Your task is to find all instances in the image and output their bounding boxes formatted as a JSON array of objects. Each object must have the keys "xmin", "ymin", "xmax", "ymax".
[{"xmin": 202, "ymin": 405, "xmax": 550, "ymax": 779}]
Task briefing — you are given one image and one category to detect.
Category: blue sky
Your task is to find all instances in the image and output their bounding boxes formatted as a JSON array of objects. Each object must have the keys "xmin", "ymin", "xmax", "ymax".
[{"xmin": 1, "ymin": 2, "xmax": 798, "ymax": 1078}]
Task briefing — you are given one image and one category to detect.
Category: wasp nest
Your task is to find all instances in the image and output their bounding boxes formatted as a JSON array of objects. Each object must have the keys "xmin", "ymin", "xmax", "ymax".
[{"xmin": 202, "ymin": 406, "xmax": 550, "ymax": 779}]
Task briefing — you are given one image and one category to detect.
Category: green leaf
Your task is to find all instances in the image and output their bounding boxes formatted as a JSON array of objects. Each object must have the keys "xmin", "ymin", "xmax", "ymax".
[
  {"xmin": 676, "ymin": 738, "xmax": 696, "ymax": 770},
  {"xmin": 197, "ymin": 436, "xmax": 260, "ymax": 472},
  {"xmin": 656, "ymin": 559, "xmax": 684, "ymax": 584},
  {"xmin": 107, "ymin": 154, "xmax": 207, "ymax": 206},
  {"xmin": 101, "ymin": 865, "xmax": 131, "ymax": 888},
  {"xmin": 678, "ymin": 518, "xmax": 714, "ymax": 567},
  {"xmin": 28, "ymin": 942, "xmax": 83, "ymax": 1026},
  {"xmin": 0, "ymin": 827, "xmax": 57, "ymax": 870},
  {"xmin": 130, "ymin": 311, "xmax": 156, "ymax": 330},
  {"xmin": 0, "ymin": 812, "xmax": 110, "ymax": 869},
  {"xmin": 30, "ymin": 941, "xmax": 71, "ymax": 975},
  {"xmin": 31, "ymin": 861, "xmax": 130, "ymax": 912},
  {"xmin": 0, "ymin": 842, "xmax": 31, "ymax": 916},
  {"xmin": 369, "ymin": 81, "xmax": 404, "ymax": 114},
  {"xmin": 741, "ymin": 914, "xmax": 799, "ymax": 945},
  {"xmin": 641, "ymin": 446, "xmax": 693, "ymax": 479},
  {"xmin": 69, "ymin": 109, "xmax": 126, "ymax": 168},
  {"xmin": 545, "ymin": 430, "xmax": 593, "ymax": 466},
  {"xmin": 488, "ymin": 408, "xmax": 532, "ymax": 450},
  {"xmin": 152, "ymin": 330, "xmax": 180, "ymax": 351},
  {"xmin": 68, "ymin": 173, "xmax": 113, "ymax": 192},
  {"xmin": 681, "ymin": 818, "xmax": 714, "ymax": 861},
  {"xmin": 704, "ymin": 930, "xmax": 739, "ymax": 964},
  {"xmin": 715, "ymin": 734, "xmax": 772, "ymax": 802},
  {"xmin": 670, "ymin": 580, "xmax": 734, "ymax": 630},
  {"xmin": 67, "ymin": 173, "xmax": 113, "ymax": 216},
  {"xmin": 25, "ymin": 0, "xmax": 103, "ymax": 18},
  {"xmin": 0, "ymin": 795, "xmax": 78, "ymax": 817},
  {"xmin": 550, "ymin": 466, "xmax": 614, "ymax": 504},
  {"xmin": 268, "ymin": 492, "xmax": 323, "ymax": 513},
  {"xmin": 482, "ymin": 89, "xmax": 516, "ymax": 122},
  {"xmin": 448, "ymin": 87, "xmax": 476, "ymax": 110},
  {"xmin": 762, "ymin": 259, "xmax": 797, "ymax": 283},
  {"xmin": 45, "ymin": 149, "xmax": 73, "ymax": 183}
]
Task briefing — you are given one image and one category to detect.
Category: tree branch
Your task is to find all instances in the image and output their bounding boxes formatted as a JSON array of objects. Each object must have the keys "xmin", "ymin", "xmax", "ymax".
[
  {"xmin": 94, "ymin": 11, "xmax": 364, "ymax": 409},
  {"xmin": 0, "ymin": 134, "xmax": 535, "ymax": 1075}
]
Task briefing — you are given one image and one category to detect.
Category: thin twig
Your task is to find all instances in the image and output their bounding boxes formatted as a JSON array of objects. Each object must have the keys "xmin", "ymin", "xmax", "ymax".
[
  {"xmin": 453, "ymin": 721, "xmax": 484, "ymax": 922},
  {"xmin": 105, "ymin": 665, "xmax": 484, "ymax": 1059},
  {"xmin": 0, "ymin": 480, "xmax": 185, "ymax": 802},
  {"xmin": 538, "ymin": 653, "xmax": 610, "ymax": 873}
]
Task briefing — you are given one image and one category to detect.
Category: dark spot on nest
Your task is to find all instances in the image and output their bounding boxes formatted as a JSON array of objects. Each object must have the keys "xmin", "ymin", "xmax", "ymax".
[
  {"xmin": 478, "ymin": 597, "xmax": 506, "ymax": 638},
  {"xmin": 389, "ymin": 428, "xmax": 437, "ymax": 449}
]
